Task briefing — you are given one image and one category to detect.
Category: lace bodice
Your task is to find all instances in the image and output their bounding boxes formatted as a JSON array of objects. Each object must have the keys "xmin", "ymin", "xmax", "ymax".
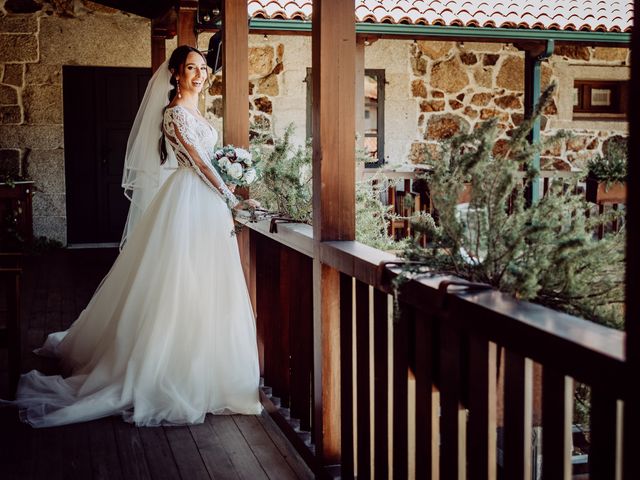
[{"xmin": 163, "ymin": 106, "xmax": 238, "ymax": 207}]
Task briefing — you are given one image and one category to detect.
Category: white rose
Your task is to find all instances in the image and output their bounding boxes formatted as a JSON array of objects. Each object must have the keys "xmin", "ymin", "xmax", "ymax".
[
  {"xmin": 218, "ymin": 157, "xmax": 230, "ymax": 171},
  {"xmin": 244, "ymin": 168, "xmax": 257, "ymax": 184},
  {"xmin": 236, "ymin": 148, "xmax": 251, "ymax": 161},
  {"xmin": 228, "ymin": 162, "xmax": 243, "ymax": 179}
]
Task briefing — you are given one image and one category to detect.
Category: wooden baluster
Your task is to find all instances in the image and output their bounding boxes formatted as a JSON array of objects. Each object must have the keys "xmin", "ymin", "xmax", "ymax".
[
  {"xmin": 340, "ymin": 273, "xmax": 354, "ymax": 480},
  {"xmin": 355, "ymin": 280, "xmax": 371, "ymax": 479},
  {"xmin": 393, "ymin": 302, "xmax": 411, "ymax": 479},
  {"xmin": 257, "ymin": 238, "xmax": 281, "ymax": 390},
  {"xmin": 275, "ymin": 247, "xmax": 293, "ymax": 406},
  {"xmin": 541, "ymin": 367, "xmax": 572, "ymax": 480},
  {"xmin": 468, "ymin": 336, "xmax": 497, "ymax": 480},
  {"xmin": 414, "ymin": 311, "xmax": 435, "ymax": 480},
  {"xmin": 503, "ymin": 351, "xmax": 533, "ymax": 480},
  {"xmin": 598, "ymin": 204, "xmax": 605, "ymax": 239},
  {"xmin": 439, "ymin": 320, "xmax": 465, "ymax": 480},
  {"xmin": 589, "ymin": 389, "xmax": 618, "ymax": 480},
  {"xmin": 373, "ymin": 290, "xmax": 389, "ymax": 479},
  {"xmin": 289, "ymin": 252, "xmax": 314, "ymax": 431}
]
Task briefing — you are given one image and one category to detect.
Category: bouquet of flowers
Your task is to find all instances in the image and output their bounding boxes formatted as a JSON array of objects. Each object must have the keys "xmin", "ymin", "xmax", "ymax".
[{"xmin": 211, "ymin": 145, "xmax": 259, "ymax": 187}]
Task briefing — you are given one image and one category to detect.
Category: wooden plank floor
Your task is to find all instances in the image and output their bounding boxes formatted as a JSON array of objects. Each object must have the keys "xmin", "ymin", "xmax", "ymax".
[{"xmin": 0, "ymin": 248, "xmax": 313, "ymax": 480}]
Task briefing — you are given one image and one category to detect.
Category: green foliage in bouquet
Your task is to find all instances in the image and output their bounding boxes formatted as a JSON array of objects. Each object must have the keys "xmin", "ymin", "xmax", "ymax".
[
  {"xmin": 587, "ymin": 137, "xmax": 628, "ymax": 186},
  {"xmin": 400, "ymin": 84, "xmax": 625, "ymax": 329}
]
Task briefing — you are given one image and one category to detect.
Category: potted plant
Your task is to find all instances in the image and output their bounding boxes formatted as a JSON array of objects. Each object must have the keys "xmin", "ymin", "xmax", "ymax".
[{"xmin": 585, "ymin": 139, "xmax": 627, "ymax": 204}]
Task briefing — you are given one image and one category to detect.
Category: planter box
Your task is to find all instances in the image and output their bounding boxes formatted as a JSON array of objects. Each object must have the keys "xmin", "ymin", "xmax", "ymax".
[{"xmin": 586, "ymin": 178, "xmax": 627, "ymax": 204}]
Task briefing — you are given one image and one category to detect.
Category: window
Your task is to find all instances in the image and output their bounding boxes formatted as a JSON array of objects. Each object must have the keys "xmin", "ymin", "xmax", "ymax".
[
  {"xmin": 573, "ymin": 80, "xmax": 628, "ymax": 118},
  {"xmin": 306, "ymin": 68, "xmax": 386, "ymax": 167}
]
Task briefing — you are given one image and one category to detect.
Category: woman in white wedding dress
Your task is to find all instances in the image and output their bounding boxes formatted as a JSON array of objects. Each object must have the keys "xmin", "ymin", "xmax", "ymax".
[{"xmin": 6, "ymin": 46, "xmax": 262, "ymax": 427}]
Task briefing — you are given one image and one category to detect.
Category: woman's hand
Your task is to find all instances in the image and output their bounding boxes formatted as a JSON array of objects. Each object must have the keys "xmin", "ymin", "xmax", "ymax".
[{"xmin": 226, "ymin": 183, "xmax": 237, "ymax": 193}]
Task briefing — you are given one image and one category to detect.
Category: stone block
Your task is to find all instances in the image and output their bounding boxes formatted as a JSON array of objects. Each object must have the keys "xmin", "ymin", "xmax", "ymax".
[
  {"xmin": 0, "ymin": 85, "xmax": 18, "ymax": 104},
  {"xmin": 2, "ymin": 63, "xmax": 24, "ymax": 86},
  {"xmin": 483, "ymin": 54, "xmax": 499, "ymax": 66},
  {"xmin": 473, "ymin": 66, "xmax": 492, "ymax": 88},
  {"xmin": 25, "ymin": 148, "xmax": 65, "ymax": 193},
  {"xmin": 463, "ymin": 106, "xmax": 478, "ymax": 119},
  {"xmin": 417, "ymin": 40, "xmax": 454, "ymax": 59},
  {"xmin": 425, "ymin": 113, "xmax": 470, "ymax": 140},
  {"xmin": 496, "ymin": 56, "xmax": 524, "ymax": 91},
  {"xmin": 410, "ymin": 55, "xmax": 428, "ymax": 76},
  {"xmin": 38, "ymin": 15, "xmax": 149, "ymax": 66},
  {"xmin": 251, "ymin": 114, "xmax": 271, "ymax": 132},
  {"xmin": 206, "ymin": 97, "xmax": 223, "ymax": 118},
  {"xmin": 248, "ymin": 46, "xmax": 274, "ymax": 80},
  {"xmin": 0, "ymin": 148, "xmax": 21, "ymax": 176},
  {"xmin": 257, "ymin": 73, "xmax": 278, "ymax": 96},
  {"xmin": 25, "ymin": 64, "xmax": 61, "ymax": 84},
  {"xmin": 460, "ymin": 52, "xmax": 477, "ymax": 65},
  {"xmin": 480, "ymin": 108, "xmax": 510, "ymax": 122},
  {"xmin": 0, "ymin": 106, "xmax": 22, "ymax": 124},
  {"xmin": 494, "ymin": 94, "xmax": 522, "ymax": 110},
  {"xmin": 461, "ymin": 42, "xmax": 504, "ymax": 53},
  {"xmin": 408, "ymin": 142, "xmax": 429, "ymax": 163},
  {"xmin": 411, "ymin": 79, "xmax": 428, "ymax": 97},
  {"xmin": 0, "ymin": 125, "xmax": 64, "ymax": 149},
  {"xmin": 554, "ymin": 45, "xmax": 590, "ymax": 61},
  {"xmin": 0, "ymin": 33, "xmax": 38, "ymax": 62},
  {"xmin": 430, "ymin": 57, "xmax": 469, "ymax": 93},
  {"xmin": 23, "ymin": 84, "xmax": 63, "ymax": 124},
  {"xmin": 419, "ymin": 99, "xmax": 444, "ymax": 112},
  {"xmin": 543, "ymin": 99, "xmax": 557, "ymax": 115},
  {"xmin": 449, "ymin": 99, "xmax": 464, "ymax": 110},
  {"xmin": 0, "ymin": 14, "xmax": 38, "ymax": 32},
  {"xmin": 4, "ymin": 0, "xmax": 42, "ymax": 14},
  {"xmin": 207, "ymin": 75, "xmax": 222, "ymax": 96},
  {"xmin": 254, "ymin": 96, "xmax": 273, "ymax": 114},
  {"xmin": 592, "ymin": 47, "xmax": 629, "ymax": 63},
  {"xmin": 470, "ymin": 92, "xmax": 492, "ymax": 106},
  {"xmin": 33, "ymin": 192, "xmax": 66, "ymax": 217},
  {"xmin": 32, "ymin": 215, "xmax": 67, "ymax": 244}
]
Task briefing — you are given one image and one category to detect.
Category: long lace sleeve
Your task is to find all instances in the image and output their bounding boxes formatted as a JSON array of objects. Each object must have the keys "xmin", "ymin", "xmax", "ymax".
[{"xmin": 164, "ymin": 107, "xmax": 239, "ymax": 208}]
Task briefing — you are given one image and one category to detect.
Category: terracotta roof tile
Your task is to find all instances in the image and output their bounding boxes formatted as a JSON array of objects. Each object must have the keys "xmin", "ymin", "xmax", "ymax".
[{"xmin": 247, "ymin": 0, "xmax": 633, "ymax": 32}]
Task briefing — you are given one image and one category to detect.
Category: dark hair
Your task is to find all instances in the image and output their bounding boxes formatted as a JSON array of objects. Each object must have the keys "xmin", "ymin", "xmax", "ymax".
[{"xmin": 160, "ymin": 45, "xmax": 208, "ymax": 164}]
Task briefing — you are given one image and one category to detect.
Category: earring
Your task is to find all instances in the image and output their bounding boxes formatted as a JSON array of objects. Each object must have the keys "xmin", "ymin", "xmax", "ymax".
[{"xmin": 177, "ymin": 82, "xmax": 182, "ymax": 99}]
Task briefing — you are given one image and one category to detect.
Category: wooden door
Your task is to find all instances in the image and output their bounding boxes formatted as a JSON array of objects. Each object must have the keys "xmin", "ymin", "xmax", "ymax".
[{"xmin": 63, "ymin": 66, "xmax": 151, "ymax": 244}]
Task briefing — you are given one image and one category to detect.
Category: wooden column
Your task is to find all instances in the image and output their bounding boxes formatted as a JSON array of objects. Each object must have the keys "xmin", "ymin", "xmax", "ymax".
[
  {"xmin": 176, "ymin": 1, "xmax": 197, "ymax": 47},
  {"xmin": 311, "ymin": 0, "xmax": 356, "ymax": 465},
  {"xmin": 151, "ymin": 34, "xmax": 166, "ymax": 73},
  {"xmin": 624, "ymin": 2, "xmax": 640, "ymax": 477},
  {"xmin": 222, "ymin": 0, "xmax": 249, "ymax": 147},
  {"xmin": 222, "ymin": 0, "xmax": 253, "ymax": 305}
]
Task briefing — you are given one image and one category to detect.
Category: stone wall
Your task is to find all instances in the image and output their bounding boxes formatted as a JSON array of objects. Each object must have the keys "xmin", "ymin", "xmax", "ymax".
[
  {"xmin": 0, "ymin": 0, "xmax": 149, "ymax": 243},
  {"xmin": 207, "ymin": 35, "xmax": 629, "ymax": 174}
]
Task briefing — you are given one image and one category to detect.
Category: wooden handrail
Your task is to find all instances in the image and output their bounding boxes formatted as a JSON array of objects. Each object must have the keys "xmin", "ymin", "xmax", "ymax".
[{"xmin": 248, "ymin": 220, "xmax": 625, "ymax": 389}]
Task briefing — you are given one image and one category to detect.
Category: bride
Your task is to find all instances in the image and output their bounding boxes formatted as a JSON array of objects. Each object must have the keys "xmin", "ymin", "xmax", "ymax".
[{"xmin": 6, "ymin": 45, "xmax": 263, "ymax": 427}]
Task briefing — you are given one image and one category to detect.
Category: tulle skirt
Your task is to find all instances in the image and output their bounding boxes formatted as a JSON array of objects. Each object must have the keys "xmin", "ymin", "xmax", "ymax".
[{"xmin": 9, "ymin": 167, "xmax": 262, "ymax": 427}]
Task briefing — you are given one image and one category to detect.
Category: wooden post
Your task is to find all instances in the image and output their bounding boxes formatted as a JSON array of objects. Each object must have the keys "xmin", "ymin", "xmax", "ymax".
[
  {"xmin": 311, "ymin": 0, "xmax": 356, "ymax": 466},
  {"xmin": 176, "ymin": 0, "xmax": 197, "ymax": 47},
  {"xmin": 151, "ymin": 34, "xmax": 166, "ymax": 73},
  {"xmin": 222, "ymin": 0, "xmax": 249, "ymax": 147},
  {"xmin": 221, "ymin": 1, "xmax": 253, "ymax": 306},
  {"xmin": 624, "ymin": 2, "xmax": 640, "ymax": 477}
]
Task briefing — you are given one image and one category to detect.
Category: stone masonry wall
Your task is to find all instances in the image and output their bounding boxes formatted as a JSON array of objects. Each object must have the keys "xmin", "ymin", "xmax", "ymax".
[
  {"xmin": 209, "ymin": 35, "xmax": 629, "ymax": 175},
  {"xmin": 0, "ymin": 0, "xmax": 149, "ymax": 244}
]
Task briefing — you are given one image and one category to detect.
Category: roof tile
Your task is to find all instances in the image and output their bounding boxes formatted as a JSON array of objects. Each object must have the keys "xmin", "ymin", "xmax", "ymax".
[{"xmin": 248, "ymin": 0, "xmax": 633, "ymax": 32}]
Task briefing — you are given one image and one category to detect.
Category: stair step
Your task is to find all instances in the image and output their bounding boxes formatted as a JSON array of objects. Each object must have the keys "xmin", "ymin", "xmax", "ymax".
[
  {"xmin": 297, "ymin": 430, "xmax": 312, "ymax": 446},
  {"xmin": 288, "ymin": 417, "xmax": 301, "ymax": 431},
  {"xmin": 270, "ymin": 396, "xmax": 281, "ymax": 408},
  {"xmin": 278, "ymin": 407, "xmax": 290, "ymax": 420},
  {"xmin": 261, "ymin": 386, "xmax": 272, "ymax": 397}
]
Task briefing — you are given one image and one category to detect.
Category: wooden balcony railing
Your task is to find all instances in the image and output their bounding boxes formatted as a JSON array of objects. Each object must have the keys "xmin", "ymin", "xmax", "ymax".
[{"xmin": 246, "ymin": 217, "xmax": 626, "ymax": 479}]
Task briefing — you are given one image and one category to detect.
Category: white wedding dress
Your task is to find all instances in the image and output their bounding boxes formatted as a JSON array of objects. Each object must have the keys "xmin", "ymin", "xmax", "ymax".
[{"xmin": 9, "ymin": 105, "xmax": 262, "ymax": 427}]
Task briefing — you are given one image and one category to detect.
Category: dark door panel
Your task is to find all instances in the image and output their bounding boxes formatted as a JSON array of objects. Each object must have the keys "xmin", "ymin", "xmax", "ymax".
[{"xmin": 63, "ymin": 66, "xmax": 151, "ymax": 244}]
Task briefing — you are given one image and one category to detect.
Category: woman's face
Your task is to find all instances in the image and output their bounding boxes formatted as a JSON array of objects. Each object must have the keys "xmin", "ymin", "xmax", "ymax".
[{"xmin": 177, "ymin": 51, "xmax": 208, "ymax": 95}]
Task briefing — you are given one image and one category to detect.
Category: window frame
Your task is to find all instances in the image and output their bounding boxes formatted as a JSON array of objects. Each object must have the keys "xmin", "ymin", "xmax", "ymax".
[
  {"xmin": 572, "ymin": 79, "xmax": 627, "ymax": 118},
  {"xmin": 306, "ymin": 68, "xmax": 386, "ymax": 167}
]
